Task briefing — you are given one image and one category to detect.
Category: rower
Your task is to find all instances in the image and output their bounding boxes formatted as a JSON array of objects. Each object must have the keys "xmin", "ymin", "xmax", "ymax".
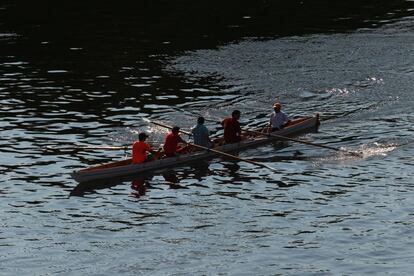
[
  {"xmin": 221, "ymin": 110, "xmax": 242, "ymax": 144},
  {"xmin": 132, "ymin": 132, "xmax": 159, "ymax": 164},
  {"xmin": 269, "ymin": 102, "xmax": 291, "ymax": 132},
  {"xmin": 163, "ymin": 126, "xmax": 188, "ymax": 157},
  {"xmin": 191, "ymin": 117, "xmax": 212, "ymax": 148}
]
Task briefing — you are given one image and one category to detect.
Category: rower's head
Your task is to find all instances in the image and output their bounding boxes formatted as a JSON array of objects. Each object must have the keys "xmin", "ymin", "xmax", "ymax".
[
  {"xmin": 172, "ymin": 126, "xmax": 180, "ymax": 134},
  {"xmin": 232, "ymin": 110, "xmax": 241, "ymax": 120},
  {"xmin": 273, "ymin": 102, "xmax": 282, "ymax": 112},
  {"xmin": 138, "ymin": 132, "xmax": 148, "ymax": 141},
  {"xmin": 197, "ymin": 117, "xmax": 205, "ymax": 125}
]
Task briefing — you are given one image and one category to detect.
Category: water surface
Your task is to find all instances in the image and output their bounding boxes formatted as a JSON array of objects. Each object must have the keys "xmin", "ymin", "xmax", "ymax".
[{"xmin": 1, "ymin": 1, "xmax": 414, "ymax": 275}]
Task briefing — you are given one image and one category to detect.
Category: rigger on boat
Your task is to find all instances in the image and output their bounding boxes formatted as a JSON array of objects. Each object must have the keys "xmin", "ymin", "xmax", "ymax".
[{"xmin": 71, "ymin": 114, "xmax": 320, "ymax": 183}]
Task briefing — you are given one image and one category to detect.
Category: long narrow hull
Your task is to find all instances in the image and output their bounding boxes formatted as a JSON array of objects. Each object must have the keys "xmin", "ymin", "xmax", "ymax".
[{"xmin": 71, "ymin": 115, "xmax": 319, "ymax": 183}]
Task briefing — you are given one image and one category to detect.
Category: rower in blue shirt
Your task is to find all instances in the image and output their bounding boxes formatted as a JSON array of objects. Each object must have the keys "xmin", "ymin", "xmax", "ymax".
[{"xmin": 191, "ymin": 117, "xmax": 212, "ymax": 148}]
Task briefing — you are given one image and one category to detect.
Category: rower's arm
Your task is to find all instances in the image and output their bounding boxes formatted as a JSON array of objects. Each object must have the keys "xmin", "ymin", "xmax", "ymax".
[{"xmin": 178, "ymin": 136, "xmax": 187, "ymax": 144}]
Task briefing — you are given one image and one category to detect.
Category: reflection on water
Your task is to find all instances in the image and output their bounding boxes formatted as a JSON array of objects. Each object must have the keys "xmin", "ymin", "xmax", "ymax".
[
  {"xmin": 70, "ymin": 162, "xmax": 214, "ymax": 197},
  {"xmin": 130, "ymin": 177, "xmax": 150, "ymax": 198}
]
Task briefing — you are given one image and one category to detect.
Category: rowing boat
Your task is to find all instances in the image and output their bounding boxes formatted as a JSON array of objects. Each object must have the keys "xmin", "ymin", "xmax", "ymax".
[
  {"xmin": 71, "ymin": 115, "xmax": 320, "ymax": 183},
  {"xmin": 71, "ymin": 114, "xmax": 320, "ymax": 183}
]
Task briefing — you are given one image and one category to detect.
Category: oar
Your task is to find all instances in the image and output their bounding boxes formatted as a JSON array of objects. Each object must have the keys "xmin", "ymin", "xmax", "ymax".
[
  {"xmin": 188, "ymin": 112, "xmax": 362, "ymax": 157},
  {"xmin": 44, "ymin": 145, "xmax": 129, "ymax": 151},
  {"xmin": 243, "ymin": 128, "xmax": 363, "ymax": 157},
  {"xmin": 149, "ymin": 120, "xmax": 280, "ymax": 172}
]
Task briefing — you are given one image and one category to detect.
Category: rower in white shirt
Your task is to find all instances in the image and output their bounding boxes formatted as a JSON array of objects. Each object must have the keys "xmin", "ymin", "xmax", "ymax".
[{"xmin": 269, "ymin": 102, "xmax": 291, "ymax": 131}]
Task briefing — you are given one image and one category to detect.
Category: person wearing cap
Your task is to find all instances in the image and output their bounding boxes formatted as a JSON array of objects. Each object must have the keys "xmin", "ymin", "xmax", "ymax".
[
  {"xmin": 221, "ymin": 110, "xmax": 242, "ymax": 144},
  {"xmin": 163, "ymin": 126, "xmax": 188, "ymax": 157},
  {"xmin": 269, "ymin": 102, "xmax": 290, "ymax": 131},
  {"xmin": 132, "ymin": 132, "xmax": 158, "ymax": 164},
  {"xmin": 191, "ymin": 117, "xmax": 212, "ymax": 148}
]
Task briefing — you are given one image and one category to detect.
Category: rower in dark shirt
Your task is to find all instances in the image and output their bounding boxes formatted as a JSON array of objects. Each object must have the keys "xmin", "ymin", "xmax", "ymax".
[
  {"xmin": 221, "ymin": 110, "xmax": 242, "ymax": 144},
  {"xmin": 163, "ymin": 126, "xmax": 187, "ymax": 157}
]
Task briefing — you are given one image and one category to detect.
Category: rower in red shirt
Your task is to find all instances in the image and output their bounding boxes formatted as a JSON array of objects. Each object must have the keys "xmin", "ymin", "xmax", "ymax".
[
  {"xmin": 132, "ymin": 132, "xmax": 158, "ymax": 164},
  {"xmin": 163, "ymin": 126, "xmax": 188, "ymax": 157},
  {"xmin": 221, "ymin": 110, "xmax": 242, "ymax": 144}
]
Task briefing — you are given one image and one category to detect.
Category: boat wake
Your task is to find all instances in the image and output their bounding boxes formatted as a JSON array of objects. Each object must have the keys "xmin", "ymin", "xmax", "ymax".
[
  {"xmin": 313, "ymin": 142, "xmax": 399, "ymax": 164},
  {"xmin": 357, "ymin": 142, "xmax": 398, "ymax": 158},
  {"xmin": 252, "ymin": 141, "xmax": 397, "ymax": 164}
]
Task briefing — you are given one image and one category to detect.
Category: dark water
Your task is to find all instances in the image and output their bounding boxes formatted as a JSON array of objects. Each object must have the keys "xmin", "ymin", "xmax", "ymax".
[{"xmin": 1, "ymin": 1, "xmax": 414, "ymax": 275}]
